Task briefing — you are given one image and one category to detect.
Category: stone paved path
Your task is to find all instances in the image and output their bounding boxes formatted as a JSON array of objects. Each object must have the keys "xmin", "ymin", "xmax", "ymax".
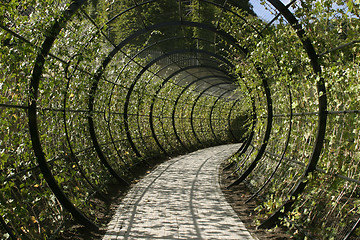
[{"xmin": 103, "ymin": 143, "xmax": 255, "ymax": 240}]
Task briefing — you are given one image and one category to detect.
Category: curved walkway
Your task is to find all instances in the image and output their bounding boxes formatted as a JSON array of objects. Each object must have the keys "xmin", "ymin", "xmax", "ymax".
[{"xmin": 103, "ymin": 143, "xmax": 255, "ymax": 240}]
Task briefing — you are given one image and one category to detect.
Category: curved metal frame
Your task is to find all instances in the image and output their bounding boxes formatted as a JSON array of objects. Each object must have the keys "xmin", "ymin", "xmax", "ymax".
[
  {"xmin": 246, "ymin": 84, "xmax": 293, "ymax": 203},
  {"xmin": 209, "ymin": 90, "xmax": 234, "ymax": 144},
  {"xmin": 190, "ymin": 83, "xmax": 233, "ymax": 145},
  {"xmin": 28, "ymin": 0, "xmax": 99, "ymax": 230},
  {"xmin": 171, "ymin": 75, "xmax": 232, "ymax": 151},
  {"xmin": 227, "ymin": 99, "xmax": 241, "ymax": 142},
  {"xmin": 227, "ymin": 66, "xmax": 273, "ymax": 187},
  {"xmin": 4, "ymin": 0, "xmax": 336, "ymax": 236},
  {"xmin": 146, "ymin": 49, "xmax": 236, "ymax": 156},
  {"xmin": 64, "ymin": 55, "xmax": 109, "ymax": 202},
  {"xmin": 96, "ymin": 20, "xmax": 246, "ymax": 158},
  {"xmin": 258, "ymin": 0, "xmax": 327, "ymax": 229}
]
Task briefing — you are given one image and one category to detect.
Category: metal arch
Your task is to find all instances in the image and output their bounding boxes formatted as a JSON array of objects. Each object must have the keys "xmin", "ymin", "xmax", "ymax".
[
  {"xmin": 225, "ymin": 112, "xmax": 256, "ymax": 172},
  {"xmin": 134, "ymin": 78, "xmax": 164, "ymax": 158},
  {"xmin": 104, "ymin": 0, "xmax": 260, "ymax": 51},
  {"xmin": 106, "ymin": 0, "xmax": 157, "ymax": 26},
  {"xmin": 200, "ymin": 0, "xmax": 262, "ymax": 36},
  {"xmin": 90, "ymin": 43, "xmax": 221, "ymax": 165},
  {"xmin": 149, "ymin": 90, "xmax": 174, "ymax": 157},
  {"xmin": 197, "ymin": 88, "xmax": 234, "ymax": 144},
  {"xmin": 209, "ymin": 90, "xmax": 234, "ymax": 144},
  {"xmin": 63, "ymin": 56, "xmax": 109, "ymax": 202},
  {"xmin": 89, "ymin": 20, "xmax": 246, "ymax": 145},
  {"xmin": 172, "ymin": 75, "xmax": 233, "ymax": 151},
  {"xmin": 246, "ymin": 84, "xmax": 293, "ymax": 203},
  {"xmin": 177, "ymin": 82, "xmax": 209, "ymax": 149},
  {"xmin": 190, "ymin": 83, "xmax": 234, "ymax": 145},
  {"xmin": 3, "ymin": 0, "xmax": 340, "ymax": 236},
  {"xmin": 222, "ymin": 84, "xmax": 258, "ymax": 170},
  {"xmin": 149, "ymin": 91, "xmax": 171, "ymax": 157},
  {"xmin": 227, "ymin": 99, "xmax": 241, "ymax": 142},
  {"xmin": 214, "ymin": 90, "xmax": 242, "ymax": 143},
  {"xmin": 165, "ymin": 68, "xmax": 234, "ymax": 150},
  {"xmin": 80, "ymin": 19, "xmax": 247, "ymax": 83},
  {"xmin": 229, "ymin": 69, "xmax": 258, "ymax": 160},
  {"xmin": 181, "ymin": 82, "xmax": 221, "ymax": 147},
  {"xmin": 223, "ymin": 76, "xmax": 258, "ymax": 171},
  {"xmin": 260, "ymin": 0, "xmax": 297, "ymax": 34},
  {"xmin": 88, "ymin": 74, "xmax": 131, "ymax": 184},
  {"xmin": 134, "ymin": 59, "xmax": 231, "ymax": 157},
  {"xmin": 146, "ymin": 50, "xmax": 235, "ymax": 156},
  {"xmin": 100, "ymin": 55, "xmax": 144, "ymax": 172},
  {"xmin": 61, "ymin": 10, "xmax": 134, "ymax": 173},
  {"xmin": 232, "ymin": 130, "xmax": 255, "ymax": 165},
  {"xmin": 143, "ymin": 48, "xmax": 234, "ymax": 72},
  {"xmin": 107, "ymin": 20, "xmax": 247, "ymax": 57},
  {"xmin": 139, "ymin": 47, "xmax": 246, "ymax": 146},
  {"xmin": 85, "ymin": 25, "xmax": 132, "ymax": 187},
  {"xmin": 28, "ymin": 0, "xmax": 98, "ymax": 230},
  {"xmin": 172, "ymin": 75, "xmax": 230, "ymax": 151},
  {"xmin": 111, "ymin": 43, "xmax": 236, "ymax": 157},
  {"xmin": 178, "ymin": 80, "xmax": 224, "ymax": 148},
  {"xmin": 105, "ymin": 106, "xmax": 137, "ymax": 175},
  {"xmin": 121, "ymin": 51, "xmax": 237, "ymax": 158},
  {"xmin": 125, "ymin": 48, "xmax": 236, "ymax": 158},
  {"xmin": 227, "ymin": 66, "xmax": 273, "ymax": 188},
  {"xmin": 103, "ymin": 33, "xmax": 234, "ymax": 117},
  {"xmin": 97, "ymin": 33, "xmax": 236, "ymax": 87},
  {"xmin": 155, "ymin": 84, "xmax": 180, "ymax": 154},
  {"xmin": 258, "ymin": 0, "xmax": 327, "ymax": 229}
]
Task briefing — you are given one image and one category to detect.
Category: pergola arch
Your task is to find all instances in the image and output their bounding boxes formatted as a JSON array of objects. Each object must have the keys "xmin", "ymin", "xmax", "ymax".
[{"xmin": 1, "ymin": 0, "xmax": 360, "ymax": 238}]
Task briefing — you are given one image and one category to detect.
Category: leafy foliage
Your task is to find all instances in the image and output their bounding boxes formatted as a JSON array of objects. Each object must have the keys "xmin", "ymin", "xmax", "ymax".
[
  {"xmin": 2, "ymin": 0, "xmax": 360, "ymax": 239},
  {"xmin": 0, "ymin": 0, "xmax": 251, "ymax": 238}
]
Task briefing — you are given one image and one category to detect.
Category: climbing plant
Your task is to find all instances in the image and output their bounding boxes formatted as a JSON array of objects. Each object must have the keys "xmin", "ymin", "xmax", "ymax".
[
  {"xmin": 2, "ymin": 0, "xmax": 360, "ymax": 239},
  {"xmin": 0, "ymin": 0, "xmax": 250, "ymax": 238},
  {"xmin": 226, "ymin": 0, "xmax": 360, "ymax": 239}
]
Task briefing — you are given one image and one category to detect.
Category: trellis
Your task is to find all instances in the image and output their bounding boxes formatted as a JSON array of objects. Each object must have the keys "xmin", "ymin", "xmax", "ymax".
[{"xmin": 1, "ymin": 0, "xmax": 360, "ymax": 239}]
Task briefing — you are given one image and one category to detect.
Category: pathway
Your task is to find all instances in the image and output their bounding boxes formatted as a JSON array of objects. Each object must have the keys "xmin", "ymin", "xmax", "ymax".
[{"xmin": 103, "ymin": 143, "xmax": 255, "ymax": 240}]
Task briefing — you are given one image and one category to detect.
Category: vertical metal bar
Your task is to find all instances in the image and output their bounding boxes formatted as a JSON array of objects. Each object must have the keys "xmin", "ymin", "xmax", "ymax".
[
  {"xmin": 158, "ymin": 82, "xmax": 183, "ymax": 153},
  {"xmin": 190, "ymin": 83, "xmax": 231, "ymax": 145},
  {"xmin": 123, "ymin": 78, "xmax": 143, "ymax": 157},
  {"xmin": 209, "ymin": 90, "xmax": 232, "ymax": 144},
  {"xmin": 135, "ymin": 81, "xmax": 155, "ymax": 157},
  {"xmin": 172, "ymin": 80, "xmax": 202, "ymax": 152},
  {"xmin": 227, "ymin": 99, "xmax": 240, "ymax": 142},
  {"xmin": 258, "ymin": 0, "xmax": 327, "ymax": 228},
  {"xmin": 88, "ymin": 70, "xmax": 130, "ymax": 186},
  {"xmin": 218, "ymin": 91, "xmax": 239, "ymax": 143},
  {"xmin": 28, "ymin": 0, "xmax": 98, "ymax": 230},
  {"xmin": 227, "ymin": 67, "xmax": 273, "ymax": 188},
  {"xmin": 246, "ymin": 84, "xmax": 293, "ymax": 203},
  {"xmin": 223, "ymin": 77, "xmax": 257, "ymax": 171},
  {"xmin": 149, "ymin": 81, "xmax": 171, "ymax": 156},
  {"xmin": 63, "ymin": 56, "xmax": 109, "ymax": 202},
  {"xmin": 77, "ymin": 9, "xmax": 147, "ymax": 170}
]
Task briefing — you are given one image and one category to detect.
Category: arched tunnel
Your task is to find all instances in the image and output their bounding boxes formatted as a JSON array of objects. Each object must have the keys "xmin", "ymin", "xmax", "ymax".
[{"xmin": 1, "ymin": 0, "xmax": 360, "ymax": 239}]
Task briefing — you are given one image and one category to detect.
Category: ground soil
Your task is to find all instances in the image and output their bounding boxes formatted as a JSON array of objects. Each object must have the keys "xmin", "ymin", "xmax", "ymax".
[
  {"xmin": 219, "ymin": 161, "xmax": 296, "ymax": 240},
  {"xmin": 54, "ymin": 182, "xmax": 131, "ymax": 240}
]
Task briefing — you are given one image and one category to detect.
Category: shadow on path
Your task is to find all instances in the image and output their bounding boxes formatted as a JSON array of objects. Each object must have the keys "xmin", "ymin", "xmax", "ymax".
[{"xmin": 103, "ymin": 144, "xmax": 255, "ymax": 240}]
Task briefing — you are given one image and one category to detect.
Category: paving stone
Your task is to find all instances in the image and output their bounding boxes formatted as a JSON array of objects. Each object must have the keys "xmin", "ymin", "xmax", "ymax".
[{"xmin": 103, "ymin": 143, "xmax": 255, "ymax": 240}]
